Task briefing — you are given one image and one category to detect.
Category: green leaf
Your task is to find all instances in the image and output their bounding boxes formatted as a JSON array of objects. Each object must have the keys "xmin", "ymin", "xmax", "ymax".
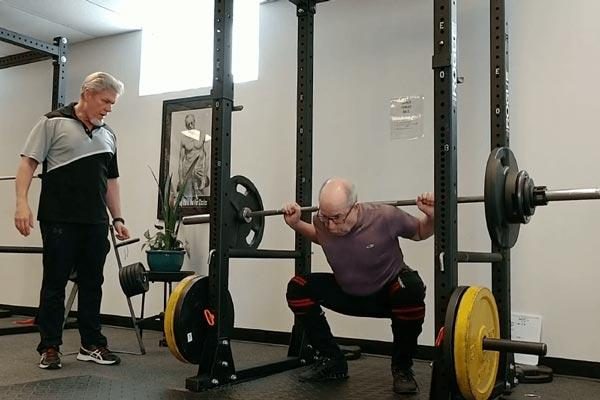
[{"xmin": 145, "ymin": 154, "xmax": 200, "ymax": 251}]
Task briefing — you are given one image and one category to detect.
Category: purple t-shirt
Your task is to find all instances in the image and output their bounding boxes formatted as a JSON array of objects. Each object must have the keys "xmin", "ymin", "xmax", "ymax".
[{"xmin": 314, "ymin": 202, "xmax": 419, "ymax": 296}]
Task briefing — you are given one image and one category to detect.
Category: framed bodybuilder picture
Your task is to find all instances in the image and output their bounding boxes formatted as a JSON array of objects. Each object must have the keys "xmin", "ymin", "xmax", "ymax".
[{"xmin": 159, "ymin": 95, "xmax": 212, "ymax": 218}]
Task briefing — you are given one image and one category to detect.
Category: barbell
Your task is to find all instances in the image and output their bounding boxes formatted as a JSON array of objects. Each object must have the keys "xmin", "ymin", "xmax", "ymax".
[
  {"xmin": 0, "ymin": 174, "xmax": 42, "ymax": 181},
  {"xmin": 183, "ymin": 147, "xmax": 600, "ymax": 249}
]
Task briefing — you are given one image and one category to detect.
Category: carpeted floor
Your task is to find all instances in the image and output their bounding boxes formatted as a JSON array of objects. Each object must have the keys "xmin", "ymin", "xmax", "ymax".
[{"xmin": 0, "ymin": 324, "xmax": 599, "ymax": 399}]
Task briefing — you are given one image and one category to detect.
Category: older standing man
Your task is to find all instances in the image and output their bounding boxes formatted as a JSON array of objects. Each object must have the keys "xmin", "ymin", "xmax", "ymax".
[{"xmin": 15, "ymin": 72, "xmax": 130, "ymax": 370}]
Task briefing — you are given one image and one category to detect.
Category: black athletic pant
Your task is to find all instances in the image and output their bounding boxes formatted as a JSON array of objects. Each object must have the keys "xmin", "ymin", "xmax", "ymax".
[
  {"xmin": 286, "ymin": 270, "xmax": 426, "ymax": 369},
  {"xmin": 36, "ymin": 222, "xmax": 110, "ymax": 354}
]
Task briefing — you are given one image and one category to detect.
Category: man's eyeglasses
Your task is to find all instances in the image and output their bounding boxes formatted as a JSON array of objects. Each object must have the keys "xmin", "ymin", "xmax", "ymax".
[{"xmin": 317, "ymin": 203, "xmax": 356, "ymax": 225}]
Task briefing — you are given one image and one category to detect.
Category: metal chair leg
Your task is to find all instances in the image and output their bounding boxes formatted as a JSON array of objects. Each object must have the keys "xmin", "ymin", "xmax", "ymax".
[
  {"xmin": 62, "ymin": 282, "xmax": 78, "ymax": 330},
  {"xmin": 126, "ymin": 295, "xmax": 146, "ymax": 354},
  {"xmin": 110, "ymin": 225, "xmax": 146, "ymax": 355}
]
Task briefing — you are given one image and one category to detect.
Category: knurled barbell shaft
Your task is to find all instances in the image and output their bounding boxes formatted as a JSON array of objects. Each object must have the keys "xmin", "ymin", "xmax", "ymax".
[
  {"xmin": 244, "ymin": 195, "xmax": 485, "ymax": 219},
  {"xmin": 243, "ymin": 196, "xmax": 482, "ymax": 219},
  {"xmin": 482, "ymin": 338, "xmax": 547, "ymax": 356}
]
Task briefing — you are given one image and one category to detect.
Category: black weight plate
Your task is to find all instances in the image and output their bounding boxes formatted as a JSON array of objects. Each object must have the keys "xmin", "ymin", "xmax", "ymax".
[
  {"xmin": 504, "ymin": 162, "xmax": 521, "ymax": 224},
  {"xmin": 132, "ymin": 263, "xmax": 149, "ymax": 294},
  {"xmin": 119, "ymin": 265, "xmax": 132, "ymax": 297},
  {"xmin": 119, "ymin": 263, "xmax": 148, "ymax": 297},
  {"xmin": 0, "ymin": 308, "xmax": 12, "ymax": 318},
  {"xmin": 125, "ymin": 263, "xmax": 136, "ymax": 296},
  {"xmin": 172, "ymin": 276, "xmax": 235, "ymax": 364},
  {"xmin": 516, "ymin": 364, "xmax": 553, "ymax": 384},
  {"xmin": 485, "ymin": 147, "xmax": 520, "ymax": 249},
  {"xmin": 443, "ymin": 286, "xmax": 469, "ymax": 392},
  {"xmin": 126, "ymin": 264, "xmax": 137, "ymax": 297},
  {"xmin": 229, "ymin": 175, "xmax": 265, "ymax": 249}
]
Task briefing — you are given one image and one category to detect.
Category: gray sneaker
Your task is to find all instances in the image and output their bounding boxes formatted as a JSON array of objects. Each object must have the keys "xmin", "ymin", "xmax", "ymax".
[
  {"xmin": 299, "ymin": 356, "xmax": 348, "ymax": 382},
  {"xmin": 392, "ymin": 367, "xmax": 418, "ymax": 394},
  {"xmin": 77, "ymin": 345, "xmax": 121, "ymax": 365}
]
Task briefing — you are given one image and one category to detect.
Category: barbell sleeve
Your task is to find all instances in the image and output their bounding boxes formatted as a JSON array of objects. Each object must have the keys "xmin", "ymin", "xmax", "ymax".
[
  {"xmin": 544, "ymin": 188, "xmax": 600, "ymax": 202},
  {"xmin": 482, "ymin": 338, "xmax": 547, "ymax": 356},
  {"xmin": 182, "ymin": 214, "xmax": 210, "ymax": 225},
  {"xmin": 457, "ymin": 251, "xmax": 503, "ymax": 263}
]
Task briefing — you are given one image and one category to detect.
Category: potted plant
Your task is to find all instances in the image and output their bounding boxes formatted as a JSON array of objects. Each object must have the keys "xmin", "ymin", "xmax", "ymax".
[{"xmin": 143, "ymin": 157, "xmax": 199, "ymax": 272}]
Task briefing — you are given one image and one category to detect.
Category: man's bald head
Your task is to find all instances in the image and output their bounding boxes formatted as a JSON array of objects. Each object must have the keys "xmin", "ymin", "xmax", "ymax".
[{"xmin": 318, "ymin": 177, "xmax": 357, "ymax": 211}]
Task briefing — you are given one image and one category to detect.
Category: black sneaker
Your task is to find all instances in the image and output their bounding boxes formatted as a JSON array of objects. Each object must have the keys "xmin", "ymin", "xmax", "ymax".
[
  {"xmin": 299, "ymin": 355, "xmax": 348, "ymax": 382},
  {"xmin": 77, "ymin": 345, "xmax": 121, "ymax": 365},
  {"xmin": 392, "ymin": 367, "xmax": 418, "ymax": 394},
  {"xmin": 39, "ymin": 347, "xmax": 62, "ymax": 370}
]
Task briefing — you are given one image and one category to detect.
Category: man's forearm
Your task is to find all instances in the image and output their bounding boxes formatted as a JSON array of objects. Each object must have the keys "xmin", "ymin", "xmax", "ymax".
[
  {"xmin": 15, "ymin": 157, "xmax": 37, "ymax": 207},
  {"xmin": 106, "ymin": 179, "xmax": 123, "ymax": 219},
  {"xmin": 417, "ymin": 215, "xmax": 434, "ymax": 240}
]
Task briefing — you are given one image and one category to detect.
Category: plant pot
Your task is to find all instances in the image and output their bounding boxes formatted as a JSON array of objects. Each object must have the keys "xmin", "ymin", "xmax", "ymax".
[{"xmin": 146, "ymin": 249, "xmax": 185, "ymax": 272}]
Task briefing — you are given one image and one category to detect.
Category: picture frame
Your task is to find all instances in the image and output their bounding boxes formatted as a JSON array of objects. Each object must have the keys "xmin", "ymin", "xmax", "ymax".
[{"xmin": 158, "ymin": 95, "xmax": 212, "ymax": 218}]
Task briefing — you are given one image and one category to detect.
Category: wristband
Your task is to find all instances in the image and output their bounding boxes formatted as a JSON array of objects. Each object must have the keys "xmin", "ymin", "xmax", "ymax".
[{"xmin": 112, "ymin": 217, "xmax": 125, "ymax": 225}]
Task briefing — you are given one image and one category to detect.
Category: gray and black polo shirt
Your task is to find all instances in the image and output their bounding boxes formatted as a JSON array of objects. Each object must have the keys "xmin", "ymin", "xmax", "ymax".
[{"xmin": 21, "ymin": 102, "xmax": 119, "ymax": 224}]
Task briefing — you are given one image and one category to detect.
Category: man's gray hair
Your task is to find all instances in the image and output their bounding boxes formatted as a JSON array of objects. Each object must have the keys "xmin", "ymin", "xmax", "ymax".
[
  {"xmin": 319, "ymin": 177, "xmax": 357, "ymax": 207},
  {"xmin": 80, "ymin": 72, "xmax": 124, "ymax": 97}
]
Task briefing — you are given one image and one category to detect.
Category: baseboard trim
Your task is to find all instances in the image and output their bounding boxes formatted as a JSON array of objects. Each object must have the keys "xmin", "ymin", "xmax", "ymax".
[
  {"xmin": 2, "ymin": 304, "xmax": 598, "ymax": 379},
  {"xmin": 538, "ymin": 356, "xmax": 600, "ymax": 380},
  {"xmin": 0, "ymin": 304, "xmax": 38, "ymax": 317},
  {"xmin": 0, "ymin": 304, "xmax": 77, "ymax": 335}
]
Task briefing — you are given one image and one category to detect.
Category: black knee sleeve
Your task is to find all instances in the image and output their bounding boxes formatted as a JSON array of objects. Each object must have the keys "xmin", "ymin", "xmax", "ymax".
[
  {"xmin": 286, "ymin": 275, "xmax": 320, "ymax": 315},
  {"xmin": 388, "ymin": 271, "xmax": 426, "ymax": 322}
]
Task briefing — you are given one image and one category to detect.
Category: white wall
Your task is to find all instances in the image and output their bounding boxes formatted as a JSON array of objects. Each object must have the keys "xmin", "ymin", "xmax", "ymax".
[
  {"xmin": 1, "ymin": 0, "xmax": 599, "ymax": 363},
  {"xmin": 507, "ymin": 0, "xmax": 600, "ymax": 362}
]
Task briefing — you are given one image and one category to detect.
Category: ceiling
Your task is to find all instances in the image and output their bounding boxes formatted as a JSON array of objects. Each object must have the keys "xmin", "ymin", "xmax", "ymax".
[
  {"xmin": 0, "ymin": 0, "xmax": 145, "ymax": 56},
  {"xmin": 0, "ymin": 0, "xmax": 281, "ymax": 57}
]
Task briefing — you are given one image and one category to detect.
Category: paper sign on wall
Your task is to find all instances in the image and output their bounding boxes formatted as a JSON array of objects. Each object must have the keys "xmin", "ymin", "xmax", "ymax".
[
  {"xmin": 390, "ymin": 96, "xmax": 425, "ymax": 140},
  {"xmin": 511, "ymin": 313, "xmax": 543, "ymax": 365}
]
